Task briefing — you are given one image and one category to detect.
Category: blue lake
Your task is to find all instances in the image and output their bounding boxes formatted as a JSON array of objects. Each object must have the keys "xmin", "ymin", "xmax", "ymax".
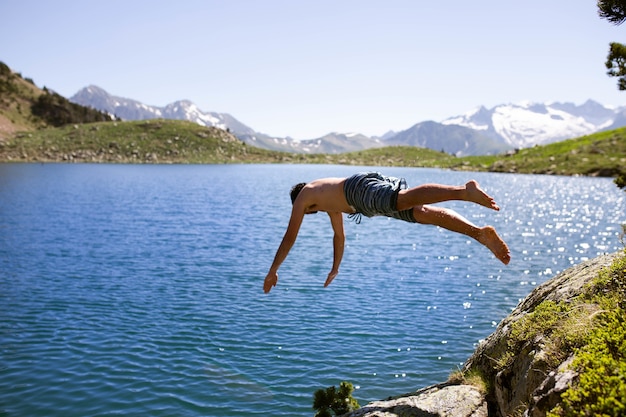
[{"xmin": 1, "ymin": 163, "xmax": 624, "ymax": 416}]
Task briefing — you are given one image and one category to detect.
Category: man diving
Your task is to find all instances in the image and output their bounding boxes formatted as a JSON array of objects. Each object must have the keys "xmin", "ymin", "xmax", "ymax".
[{"xmin": 263, "ymin": 172, "xmax": 511, "ymax": 294}]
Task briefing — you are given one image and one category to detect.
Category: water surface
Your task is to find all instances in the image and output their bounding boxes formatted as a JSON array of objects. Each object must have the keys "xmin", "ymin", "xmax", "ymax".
[{"xmin": 1, "ymin": 164, "xmax": 624, "ymax": 416}]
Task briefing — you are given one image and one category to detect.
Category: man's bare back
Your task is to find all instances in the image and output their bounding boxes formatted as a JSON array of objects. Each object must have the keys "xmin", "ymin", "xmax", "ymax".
[
  {"xmin": 296, "ymin": 178, "xmax": 354, "ymax": 214},
  {"xmin": 263, "ymin": 173, "xmax": 510, "ymax": 293}
]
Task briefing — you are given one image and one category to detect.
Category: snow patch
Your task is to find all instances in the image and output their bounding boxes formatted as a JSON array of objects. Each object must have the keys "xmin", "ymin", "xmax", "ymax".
[{"xmin": 442, "ymin": 100, "xmax": 621, "ymax": 148}]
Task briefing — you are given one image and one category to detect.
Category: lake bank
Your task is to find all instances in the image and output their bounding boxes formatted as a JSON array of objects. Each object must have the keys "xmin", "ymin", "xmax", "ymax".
[{"xmin": 1, "ymin": 119, "xmax": 625, "ymax": 179}]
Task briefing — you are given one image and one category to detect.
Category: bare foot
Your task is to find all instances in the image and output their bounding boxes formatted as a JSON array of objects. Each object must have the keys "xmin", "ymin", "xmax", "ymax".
[
  {"xmin": 478, "ymin": 226, "xmax": 511, "ymax": 265},
  {"xmin": 465, "ymin": 180, "xmax": 500, "ymax": 211}
]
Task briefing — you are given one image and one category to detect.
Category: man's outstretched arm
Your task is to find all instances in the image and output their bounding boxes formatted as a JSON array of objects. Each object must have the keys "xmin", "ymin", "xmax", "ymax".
[
  {"xmin": 264, "ymin": 204, "xmax": 305, "ymax": 293},
  {"xmin": 324, "ymin": 211, "xmax": 345, "ymax": 288}
]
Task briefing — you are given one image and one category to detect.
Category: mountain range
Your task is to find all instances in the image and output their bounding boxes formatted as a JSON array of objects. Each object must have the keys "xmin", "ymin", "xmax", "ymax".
[{"xmin": 70, "ymin": 85, "xmax": 626, "ymax": 156}]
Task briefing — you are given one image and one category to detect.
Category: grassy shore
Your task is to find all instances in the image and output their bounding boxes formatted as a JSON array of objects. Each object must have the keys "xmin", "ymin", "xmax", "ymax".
[{"xmin": 1, "ymin": 119, "xmax": 625, "ymax": 178}]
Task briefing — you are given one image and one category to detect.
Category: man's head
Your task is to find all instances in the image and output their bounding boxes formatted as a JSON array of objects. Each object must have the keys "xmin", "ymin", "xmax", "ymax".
[{"xmin": 290, "ymin": 182, "xmax": 306, "ymax": 204}]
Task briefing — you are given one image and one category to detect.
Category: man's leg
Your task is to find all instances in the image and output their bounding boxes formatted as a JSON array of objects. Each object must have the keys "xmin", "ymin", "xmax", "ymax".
[
  {"xmin": 397, "ymin": 180, "xmax": 499, "ymax": 211},
  {"xmin": 411, "ymin": 204, "xmax": 511, "ymax": 265}
]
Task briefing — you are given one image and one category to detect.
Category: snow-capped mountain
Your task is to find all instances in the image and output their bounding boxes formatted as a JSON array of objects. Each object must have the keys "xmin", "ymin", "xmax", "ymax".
[
  {"xmin": 236, "ymin": 131, "xmax": 385, "ymax": 154},
  {"xmin": 385, "ymin": 121, "xmax": 511, "ymax": 156},
  {"xmin": 71, "ymin": 86, "xmax": 384, "ymax": 154},
  {"xmin": 71, "ymin": 86, "xmax": 256, "ymax": 136},
  {"xmin": 442, "ymin": 100, "xmax": 623, "ymax": 148},
  {"xmin": 295, "ymin": 132, "xmax": 384, "ymax": 154},
  {"xmin": 71, "ymin": 86, "xmax": 626, "ymax": 155}
]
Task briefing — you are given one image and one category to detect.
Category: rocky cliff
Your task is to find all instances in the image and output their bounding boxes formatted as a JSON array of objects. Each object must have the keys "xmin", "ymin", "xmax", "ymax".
[{"xmin": 343, "ymin": 251, "xmax": 625, "ymax": 417}]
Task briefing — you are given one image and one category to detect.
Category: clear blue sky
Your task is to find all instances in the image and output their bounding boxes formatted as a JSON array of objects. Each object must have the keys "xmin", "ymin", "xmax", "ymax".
[{"xmin": 1, "ymin": 0, "xmax": 624, "ymax": 139}]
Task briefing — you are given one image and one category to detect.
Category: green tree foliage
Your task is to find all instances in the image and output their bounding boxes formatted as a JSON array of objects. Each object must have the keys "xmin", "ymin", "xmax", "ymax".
[
  {"xmin": 598, "ymin": 3, "xmax": 626, "ymax": 192},
  {"xmin": 598, "ymin": 0, "xmax": 626, "ymax": 25},
  {"xmin": 31, "ymin": 89, "xmax": 114, "ymax": 127},
  {"xmin": 606, "ymin": 42, "xmax": 626, "ymax": 90},
  {"xmin": 312, "ymin": 381, "xmax": 359, "ymax": 417},
  {"xmin": 599, "ymin": 1, "xmax": 626, "ymax": 90}
]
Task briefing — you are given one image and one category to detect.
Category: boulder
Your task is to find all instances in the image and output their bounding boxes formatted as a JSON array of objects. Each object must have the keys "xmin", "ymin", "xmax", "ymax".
[{"xmin": 342, "ymin": 383, "xmax": 487, "ymax": 417}]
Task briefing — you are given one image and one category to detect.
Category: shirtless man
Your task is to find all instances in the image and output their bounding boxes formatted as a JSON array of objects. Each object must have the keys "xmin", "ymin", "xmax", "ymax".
[{"xmin": 263, "ymin": 172, "xmax": 511, "ymax": 294}]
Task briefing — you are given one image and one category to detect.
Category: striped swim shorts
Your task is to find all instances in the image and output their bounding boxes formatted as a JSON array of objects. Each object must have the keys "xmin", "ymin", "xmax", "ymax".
[{"xmin": 343, "ymin": 172, "xmax": 417, "ymax": 223}]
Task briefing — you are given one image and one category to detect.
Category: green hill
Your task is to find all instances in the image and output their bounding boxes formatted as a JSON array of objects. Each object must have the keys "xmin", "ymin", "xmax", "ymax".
[
  {"xmin": 0, "ymin": 119, "xmax": 293, "ymax": 163},
  {"xmin": 305, "ymin": 128, "xmax": 626, "ymax": 178},
  {"xmin": 459, "ymin": 127, "xmax": 626, "ymax": 177},
  {"xmin": 1, "ymin": 117, "xmax": 624, "ymax": 182}
]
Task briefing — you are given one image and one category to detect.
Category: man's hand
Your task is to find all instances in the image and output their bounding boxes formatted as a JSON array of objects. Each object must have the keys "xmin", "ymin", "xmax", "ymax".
[
  {"xmin": 264, "ymin": 271, "xmax": 278, "ymax": 293},
  {"xmin": 324, "ymin": 269, "xmax": 339, "ymax": 287}
]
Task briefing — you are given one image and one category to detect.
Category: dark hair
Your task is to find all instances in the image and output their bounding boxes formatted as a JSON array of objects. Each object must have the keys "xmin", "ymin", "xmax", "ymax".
[{"xmin": 290, "ymin": 182, "xmax": 306, "ymax": 204}]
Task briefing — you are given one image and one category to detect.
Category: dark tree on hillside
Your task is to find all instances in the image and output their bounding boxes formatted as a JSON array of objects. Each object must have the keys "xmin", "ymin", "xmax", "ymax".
[
  {"xmin": 32, "ymin": 90, "xmax": 113, "ymax": 127},
  {"xmin": 0, "ymin": 61, "xmax": 10, "ymax": 76}
]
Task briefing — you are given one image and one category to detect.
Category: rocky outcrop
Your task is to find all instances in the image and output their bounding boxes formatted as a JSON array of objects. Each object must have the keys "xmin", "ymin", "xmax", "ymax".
[
  {"xmin": 344, "ymin": 383, "xmax": 487, "ymax": 417},
  {"xmin": 465, "ymin": 252, "xmax": 619, "ymax": 417},
  {"xmin": 343, "ymin": 252, "xmax": 622, "ymax": 417}
]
